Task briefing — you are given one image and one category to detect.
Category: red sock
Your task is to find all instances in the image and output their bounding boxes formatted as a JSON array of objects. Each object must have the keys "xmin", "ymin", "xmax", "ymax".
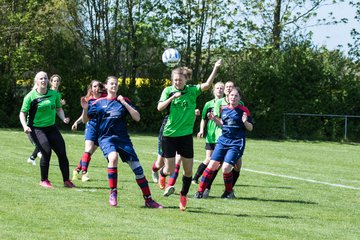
[
  {"xmin": 136, "ymin": 177, "xmax": 152, "ymax": 202},
  {"xmin": 107, "ymin": 167, "xmax": 117, "ymax": 189},
  {"xmin": 223, "ymin": 172, "xmax": 233, "ymax": 192},
  {"xmin": 152, "ymin": 161, "xmax": 159, "ymax": 172},
  {"xmin": 198, "ymin": 168, "xmax": 215, "ymax": 192},
  {"xmin": 167, "ymin": 163, "xmax": 180, "ymax": 186},
  {"xmin": 81, "ymin": 152, "xmax": 91, "ymax": 173}
]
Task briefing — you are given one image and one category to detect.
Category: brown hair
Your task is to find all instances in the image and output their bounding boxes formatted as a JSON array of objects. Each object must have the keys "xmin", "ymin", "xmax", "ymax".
[
  {"xmin": 84, "ymin": 80, "xmax": 104, "ymax": 101},
  {"xmin": 50, "ymin": 74, "xmax": 61, "ymax": 82},
  {"xmin": 171, "ymin": 67, "xmax": 192, "ymax": 81}
]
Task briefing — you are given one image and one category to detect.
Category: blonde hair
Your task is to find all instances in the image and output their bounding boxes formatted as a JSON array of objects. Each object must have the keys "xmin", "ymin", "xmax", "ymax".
[
  {"xmin": 171, "ymin": 67, "xmax": 192, "ymax": 81},
  {"xmin": 212, "ymin": 81, "xmax": 224, "ymax": 96},
  {"xmin": 33, "ymin": 71, "xmax": 48, "ymax": 90},
  {"xmin": 106, "ymin": 76, "xmax": 118, "ymax": 83}
]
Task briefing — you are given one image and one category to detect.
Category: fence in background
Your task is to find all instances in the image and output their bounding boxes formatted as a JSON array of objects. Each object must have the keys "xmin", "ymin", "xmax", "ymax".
[{"xmin": 283, "ymin": 113, "xmax": 360, "ymax": 141}]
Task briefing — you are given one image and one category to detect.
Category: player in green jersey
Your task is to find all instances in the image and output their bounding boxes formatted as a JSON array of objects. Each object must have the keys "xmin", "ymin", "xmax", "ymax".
[
  {"xmin": 19, "ymin": 71, "xmax": 75, "ymax": 188},
  {"xmin": 157, "ymin": 59, "xmax": 222, "ymax": 211}
]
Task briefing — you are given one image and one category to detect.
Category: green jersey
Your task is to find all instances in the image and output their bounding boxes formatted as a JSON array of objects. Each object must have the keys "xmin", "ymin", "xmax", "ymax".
[
  {"xmin": 201, "ymin": 99, "xmax": 218, "ymax": 144},
  {"xmin": 21, "ymin": 89, "xmax": 61, "ymax": 127},
  {"xmin": 214, "ymin": 97, "xmax": 244, "ymax": 140},
  {"xmin": 159, "ymin": 84, "xmax": 201, "ymax": 137}
]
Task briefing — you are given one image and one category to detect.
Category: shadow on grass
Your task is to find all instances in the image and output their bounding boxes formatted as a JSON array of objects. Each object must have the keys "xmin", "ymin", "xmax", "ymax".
[
  {"xmin": 183, "ymin": 208, "xmax": 293, "ymax": 219},
  {"xmin": 238, "ymin": 197, "xmax": 317, "ymax": 205},
  {"xmin": 238, "ymin": 184, "xmax": 294, "ymax": 189}
]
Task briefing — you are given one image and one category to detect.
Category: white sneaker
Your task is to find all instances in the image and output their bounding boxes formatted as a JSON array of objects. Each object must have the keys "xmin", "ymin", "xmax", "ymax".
[
  {"xmin": 163, "ymin": 186, "xmax": 175, "ymax": 197},
  {"xmin": 27, "ymin": 157, "xmax": 36, "ymax": 165},
  {"xmin": 37, "ymin": 152, "xmax": 42, "ymax": 159},
  {"xmin": 152, "ymin": 171, "xmax": 159, "ymax": 183},
  {"xmin": 81, "ymin": 173, "xmax": 90, "ymax": 182}
]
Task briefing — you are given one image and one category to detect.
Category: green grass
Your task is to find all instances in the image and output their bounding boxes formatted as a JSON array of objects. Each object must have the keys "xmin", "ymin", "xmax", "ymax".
[{"xmin": 1, "ymin": 129, "xmax": 359, "ymax": 240}]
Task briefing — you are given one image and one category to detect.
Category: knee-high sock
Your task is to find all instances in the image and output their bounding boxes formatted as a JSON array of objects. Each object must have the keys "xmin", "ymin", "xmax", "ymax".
[
  {"xmin": 232, "ymin": 168, "xmax": 240, "ymax": 187},
  {"xmin": 206, "ymin": 169, "xmax": 219, "ymax": 190},
  {"xmin": 81, "ymin": 152, "xmax": 91, "ymax": 173},
  {"xmin": 224, "ymin": 172, "xmax": 233, "ymax": 192},
  {"xmin": 180, "ymin": 176, "xmax": 192, "ymax": 196},
  {"xmin": 167, "ymin": 163, "xmax": 180, "ymax": 186},
  {"xmin": 197, "ymin": 168, "xmax": 215, "ymax": 192},
  {"xmin": 75, "ymin": 161, "xmax": 82, "ymax": 172},
  {"xmin": 136, "ymin": 177, "xmax": 152, "ymax": 202},
  {"xmin": 193, "ymin": 163, "xmax": 207, "ymax": 181},
  {"xmin": 107, "ymin": 167, "xmax": 117, "ymax": 190}
]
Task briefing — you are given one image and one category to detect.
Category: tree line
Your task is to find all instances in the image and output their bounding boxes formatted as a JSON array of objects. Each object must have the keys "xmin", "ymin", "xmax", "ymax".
[{"xmin": 1, "ymin": 0, "xmax": 359, "ymax": 142}]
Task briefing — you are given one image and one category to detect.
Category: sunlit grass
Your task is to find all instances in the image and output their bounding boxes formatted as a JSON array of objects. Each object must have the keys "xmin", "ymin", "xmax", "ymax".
[{"xmin": 0, "ymin": 129, "xmax": 359, "ymax": 240}]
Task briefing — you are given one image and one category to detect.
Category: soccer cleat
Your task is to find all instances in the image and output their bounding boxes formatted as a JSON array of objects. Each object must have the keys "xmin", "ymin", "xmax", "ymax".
[
  {"xmin": 193, "ymin": 191, "xmax": 203, "ymax": 199},
  {"xmin": 109, "ymin": 190, "xmax": 118, "ymax": 207},
  {"xmin": 220, "ymin": 190, "xmax": 236, "ymax": 199},
  {"xmin": 145, "ymin": 200, "xmax": 163, "ymax": 209},
  {"xmin": 163, "ymin": 186, "xmax": 175, "ymax": 197},
  {"xmin": 64, "ymin": 180, "xmax": 76, "ymax": 188},
  {"xmin": 72, "ymin": 169, "xmax": 80, "ymax": 181},
  {"xmin": 27, "ymin": 157, "xmax": 36, "ymax": 166},
  {"xmin": 203, "ymin": 188, "xmax": 210, "ymax": 198},
  {"xmin": 191, "ymin": 179, "xmax": 199, "ymax": 185},
  {"xmin": 158, "ymin": 174, "xmax": 166, "ymax": 190},
  {"xmin": 179, "ymin": 192, "xmax": 187, "ymax": 211},
  {"xmin": 151, "ymin": 171, "xmax": 159, "ymax": 183},
  {"xmin": 39, "ymin": 179, "xmax": 53, "ymax": 188},
  {"xmin": 81, "ymin": 173, "xmax": 90, "ymax": 182},
  {"xmin": 37, "ymin": 152, "xmax": 42, "ymax": 159}
]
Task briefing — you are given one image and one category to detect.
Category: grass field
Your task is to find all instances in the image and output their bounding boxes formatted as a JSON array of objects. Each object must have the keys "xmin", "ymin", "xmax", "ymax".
[{"xmin": 1, "ymin": 129, "xmax": 359, "ymax": 240}]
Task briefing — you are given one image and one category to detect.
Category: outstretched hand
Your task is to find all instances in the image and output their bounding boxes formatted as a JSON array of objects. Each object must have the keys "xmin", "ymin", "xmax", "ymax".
[
  {"xmin": 242, "ymin": 112, "xmax": 248, "ymax": 123},
  {"xmin": 214, "ymin": 59, "xmax": 222, "ymax": 68},
  {"xmin": 80, "ymin": 97, "xmax": 88, "ymax": 109}
]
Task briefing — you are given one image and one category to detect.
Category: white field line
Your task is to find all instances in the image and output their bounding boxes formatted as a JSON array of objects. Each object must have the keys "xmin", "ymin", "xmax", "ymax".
[{"xmin": 241, "ymin": 168, "xmax": 360, "ymax": 190}]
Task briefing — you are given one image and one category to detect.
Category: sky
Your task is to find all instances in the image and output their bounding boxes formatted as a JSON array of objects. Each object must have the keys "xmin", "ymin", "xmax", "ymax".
[{"xmin": 310, "ymin": 1, "xmax": 358, "ymax": 52}]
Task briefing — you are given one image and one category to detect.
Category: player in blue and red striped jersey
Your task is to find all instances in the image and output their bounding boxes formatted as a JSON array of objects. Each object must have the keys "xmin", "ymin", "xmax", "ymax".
[
  {"xmin": 71, "ymin": 80, "xmax": 106, "ymax": 182},
  {"xmin": 81, "ymin": 76, "xmax": 162, "ymax": 208},
  {"xmin": 194, "ymin": 87, "xmax": 253, "ymax": 199}
]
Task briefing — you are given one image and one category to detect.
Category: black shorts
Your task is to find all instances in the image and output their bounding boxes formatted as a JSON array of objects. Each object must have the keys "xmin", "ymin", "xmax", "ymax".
[
  {"xmin": 162, "ymin": 134, "xmax": 193, "ymax": 158},
  {"xmin": 205, "ymin": 143, "xmax": 216, "ymax": 150}
]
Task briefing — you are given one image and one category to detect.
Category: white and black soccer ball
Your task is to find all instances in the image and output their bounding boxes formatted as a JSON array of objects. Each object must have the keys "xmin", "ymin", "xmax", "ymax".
[{"xmin": 162, "ymin": 48, "xmax": 181, "ymax": 68}]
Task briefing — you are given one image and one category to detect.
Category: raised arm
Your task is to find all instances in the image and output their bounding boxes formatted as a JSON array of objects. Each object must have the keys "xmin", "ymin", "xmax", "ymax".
[
  {"xmin": 118, "ymin": 95, "xmax": 140, "ymax": 122},
  {"xmin": 200, "ymin": 59, "xmax": 222, "ymax": 91},
  {"xmin": 80, "ymin": 97, "xmax": 90, "ymax": 123}
]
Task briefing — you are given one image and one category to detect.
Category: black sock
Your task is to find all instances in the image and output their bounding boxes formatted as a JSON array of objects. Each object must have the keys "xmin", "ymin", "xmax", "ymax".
[
  {"xmin": 232, "ymin": 169, "xmax": 240, "ymax": 187},
  {"xmin": 193, "ymin": 163, "xmax": 207, "ymax": 181},
  {"xmin": 160, "ymin": 168, "xmax": 168, "ymax": 177},
  {"xmin": 180, "ymin": 176, "xmax": 192, "ymax": 196}
]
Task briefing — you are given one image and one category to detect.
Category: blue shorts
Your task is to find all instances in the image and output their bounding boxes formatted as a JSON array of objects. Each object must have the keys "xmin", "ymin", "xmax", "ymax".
[
  {"xmin": 99, "ymin": 137, "xmax": 139, "ymax": 162},
  {"xmin": 211, "ymin": 138, "xmax": 245, "ymax": 166},
  {"xmin": 84, "ymin": 121, "xmax": 99, "ymax": 146}
]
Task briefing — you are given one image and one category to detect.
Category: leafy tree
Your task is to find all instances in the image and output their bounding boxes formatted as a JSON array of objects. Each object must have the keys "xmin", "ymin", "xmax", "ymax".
[
  {"xmin": 234, "ymin": 0, "xmax": 347, "ymax": 49},
  {"xmin": 349, "ymin": 1, "xmax": 360, "ymax": 61}
]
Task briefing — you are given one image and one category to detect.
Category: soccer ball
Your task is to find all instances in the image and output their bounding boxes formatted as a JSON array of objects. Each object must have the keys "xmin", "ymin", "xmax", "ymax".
[{"xmin": 162, "ymin": 48, "xmax": 181, "ymax": 67}]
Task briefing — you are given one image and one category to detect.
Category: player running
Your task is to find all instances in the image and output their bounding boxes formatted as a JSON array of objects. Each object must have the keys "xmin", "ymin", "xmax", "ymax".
[{"xmin": 81, "ymin": 76, "xmax": 162, "ymax": 208}]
